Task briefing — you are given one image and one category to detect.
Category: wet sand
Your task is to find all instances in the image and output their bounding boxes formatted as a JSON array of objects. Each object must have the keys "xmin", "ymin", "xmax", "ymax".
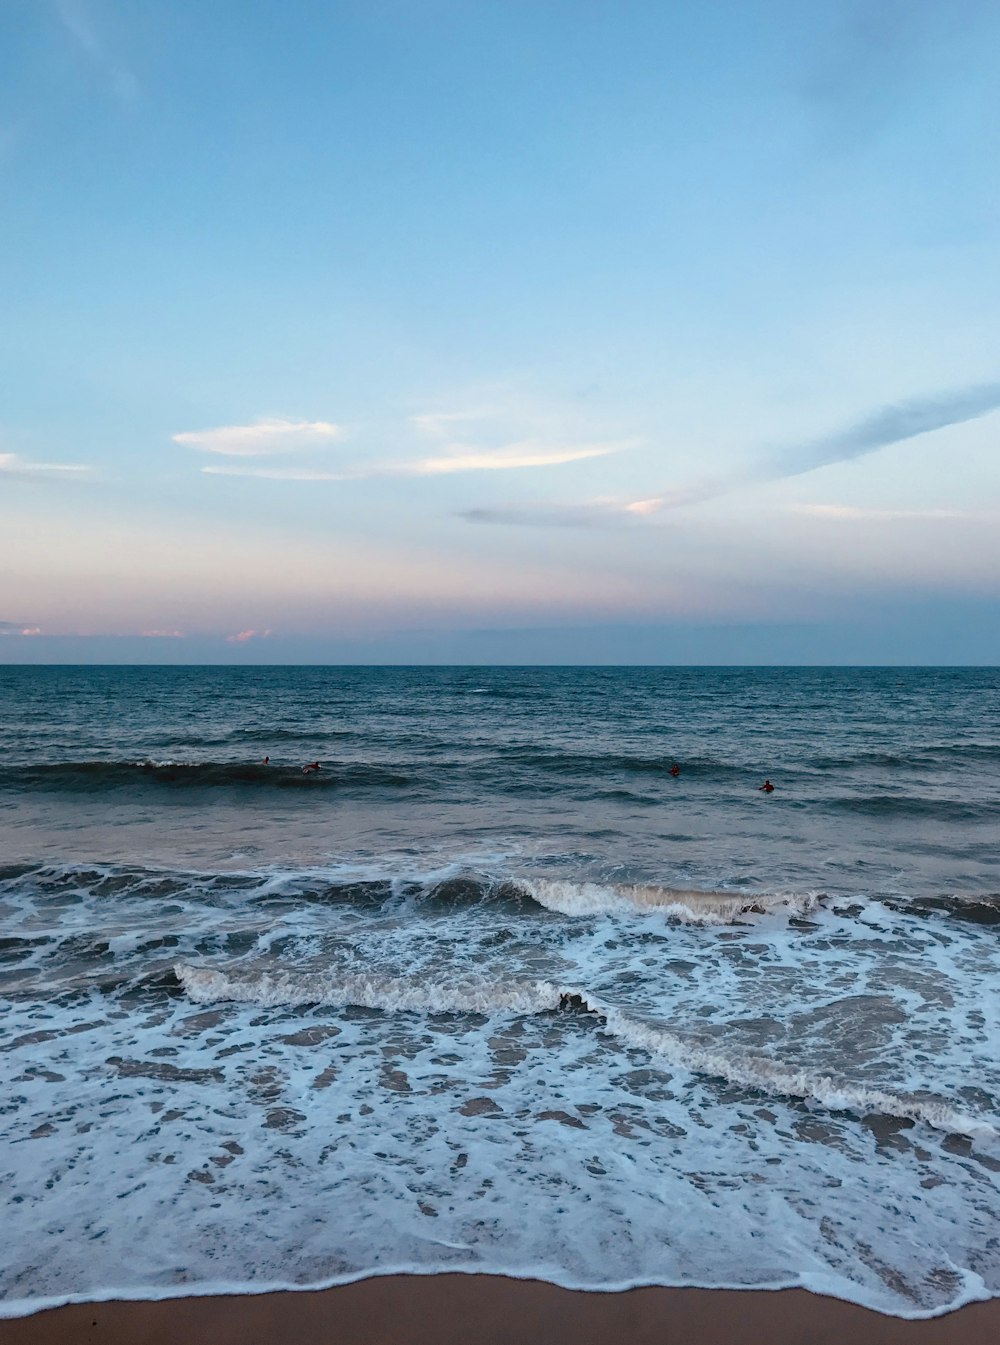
[{"xmin": 2, "ymin": 1276, "xmax": 998, "ymax": 1345}]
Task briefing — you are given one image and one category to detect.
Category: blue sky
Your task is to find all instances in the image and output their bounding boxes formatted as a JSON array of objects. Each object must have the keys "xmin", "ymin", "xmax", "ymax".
[{"xmin": 2, "ymin": 0, "xmax": 999, "ymax": 663}]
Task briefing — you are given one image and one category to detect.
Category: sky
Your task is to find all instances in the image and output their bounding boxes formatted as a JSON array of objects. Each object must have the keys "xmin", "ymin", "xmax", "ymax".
[{"xmin": 1, "ymin": 0, "xmax": 999, "ymax": 664}]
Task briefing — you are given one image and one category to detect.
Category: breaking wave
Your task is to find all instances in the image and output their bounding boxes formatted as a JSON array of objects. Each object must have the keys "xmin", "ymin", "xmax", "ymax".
[{"xmin": 522, "ymin": 878, "xmax": 820, "ymax": 922}]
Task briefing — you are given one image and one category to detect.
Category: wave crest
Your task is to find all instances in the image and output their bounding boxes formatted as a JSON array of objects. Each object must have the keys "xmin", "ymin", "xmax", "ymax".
[
  {"xmin": 174, "ymin": 963, "xmax": 996, "ymax": 1144},
  {"xmin": 174, "ymin": 964, "xmax": 566, "ymax": 1016}
]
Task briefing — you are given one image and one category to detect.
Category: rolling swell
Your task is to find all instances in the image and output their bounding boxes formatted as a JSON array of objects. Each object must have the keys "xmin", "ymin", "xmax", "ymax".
[
  {"xmin": 501, "ymin": 748, "xmax": 741, "ymax": 779},
  {"xmin": 828, "ymin": 795, "xmax": 1000, "ymax": 822},
  {"xmin": 174, "ymin": 962, "xmax": 997, "ymax": 1143},
  {"xmin": 884, "ymin": 893, "xmax": 1000, "ymax": 926},
  {"xmin": 162, "ymin": 726, "xmax": 360, "ymax": 748},
  {"xmin": 0, "ymin": 760, "xmax": 414, "ymax": 792}
]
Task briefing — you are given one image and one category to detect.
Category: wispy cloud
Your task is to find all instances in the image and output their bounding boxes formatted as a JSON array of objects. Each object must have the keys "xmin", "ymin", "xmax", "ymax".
[
  {"xmin": 227, "ymin": 629, "xmax": 271, "ymax": 644},
  {"xmin": 173, "ymin": 418, "xmax": 342, "ymax": 458},
  {"xmin": 462, "ymin": 381, "xmax": 1000, "ymax": 528},
  {"xmin": 0, "ymin": 452, "xmax": 91, "ymax": 477},
  {"xmin": 201, "ymin": 438, "xmax": 625, "ymax": 480},
  {"xmin": 409, "ymin": 439, "xmax": 624, "ymax": 475},
  {"xmin": 141, "ymin": 629, "xmax": 186, "ymax": 638},
  {"xmin": 460, "ymin": 494, "xmax": 665, "ymax": 528},
  {"xmin": 58, "ymin": 0, "xmax": 138, "ymax": 104}
]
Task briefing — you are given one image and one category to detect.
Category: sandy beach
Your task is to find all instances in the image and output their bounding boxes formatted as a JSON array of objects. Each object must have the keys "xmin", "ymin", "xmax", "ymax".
[{"xmin": 3, "ymin": 1277, "xmax": 999, "ymax": 1345}]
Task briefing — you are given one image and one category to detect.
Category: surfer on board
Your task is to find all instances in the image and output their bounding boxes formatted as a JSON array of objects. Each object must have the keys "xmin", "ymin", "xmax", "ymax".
[
  {"xmin": 758, "ymin": 779, "xmax": 775, "ymax": 793},
  {"xmin": 669, "ymin": 763, "xmax": 681, "ymax": 777},
  {"xmin": 302, "ymin": 761, "xmax": 321, "ymax": 774}
]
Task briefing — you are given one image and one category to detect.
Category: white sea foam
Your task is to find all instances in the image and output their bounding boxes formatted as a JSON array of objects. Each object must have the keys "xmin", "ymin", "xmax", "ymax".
[
  {"xmin": 5, "ymin": 859, "xmax": 1000, "ymax": 1321},
  {"xmin": 174, "ymin": 962, "xmax": 996, "ymax": 1142}
]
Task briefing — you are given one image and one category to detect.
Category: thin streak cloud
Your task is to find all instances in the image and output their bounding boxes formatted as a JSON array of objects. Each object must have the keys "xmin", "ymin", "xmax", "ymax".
[
  {"xmin": 173, "ymin": 418, "xmax": 342, "ymax": 457},
  {"xmin": 409, "ymin": 440, "xmax": 623, "ymax": 475},
  {"xmin": 792, "ymin": 505, "xmax": 968, "ymax": 521},
  {"xmin": 202, "ymin": 465, "xmax": 354, "ymax": 481},
  {"xmin": 0, "ymin": 453, "xmax": 91, "ymax": 477},
  {"xmin": 459, "ymin": 486, "xmax": 708, "ymax": 528}
]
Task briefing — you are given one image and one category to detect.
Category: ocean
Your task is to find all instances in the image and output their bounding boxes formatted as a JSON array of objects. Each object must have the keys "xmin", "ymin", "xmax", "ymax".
[{"xmin": 1, "ymin": 665, "xmax": 999, "ymax": 1319}]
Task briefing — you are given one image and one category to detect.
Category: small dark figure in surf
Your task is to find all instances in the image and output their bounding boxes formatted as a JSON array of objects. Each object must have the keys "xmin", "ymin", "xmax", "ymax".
[
  {"xmin": 669, "ymin": 763, "xmax": 681, "ymax": 777},
  {"xmin": 758, "ymin": 779, "xmax": 775, "ymax": 793},
  {"xmin": 262, "ymin": 756, "xmax": 270, "ymax": 766},
  {"xmin": 302, "ymin": 761, "xmax": 321, "ymax": 775}
]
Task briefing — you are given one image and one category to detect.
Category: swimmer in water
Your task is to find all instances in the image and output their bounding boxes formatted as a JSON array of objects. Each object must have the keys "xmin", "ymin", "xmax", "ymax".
[
  {"xmin": 302, "ymin": 761, "xmax": 321, "ymax": 774},
  {"xmin": 669, "ymin": 763, "xmax": 681, "ymax": 777},
  {"xmin": 758, "ymin": 779, "xmax": 775, "ymax": 793},
  {"xmin": 262, "ymin": 756, "xmax": 270, "ymax": 766}
]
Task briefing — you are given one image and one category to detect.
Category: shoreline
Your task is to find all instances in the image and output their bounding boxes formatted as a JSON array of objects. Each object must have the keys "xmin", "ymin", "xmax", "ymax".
[{"xmin": 2, "ymin": 1277, "xmax": 999, "ymax": 1345}]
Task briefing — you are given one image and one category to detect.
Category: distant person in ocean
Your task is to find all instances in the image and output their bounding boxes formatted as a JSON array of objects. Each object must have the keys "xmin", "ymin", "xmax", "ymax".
[
  {"xmin": 302, "ymin": 761, "xmax": 321, "ymax": 774},
  {"xmin": 758, "ymin": 779, "xmax": 775, "ymax": 793},
  {"xmin": 262, "ymin": 756, "xmax": 270, "ymax": 766},
  {"xmin": 669, "ymin": 763, "xmax": 681, "ymax": 777}
]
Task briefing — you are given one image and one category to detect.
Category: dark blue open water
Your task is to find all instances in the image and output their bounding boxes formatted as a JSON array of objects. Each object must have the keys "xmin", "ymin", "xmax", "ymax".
[{"xmin": 1, "ymin": 666, "xmax": 999, "ymax": 1317}]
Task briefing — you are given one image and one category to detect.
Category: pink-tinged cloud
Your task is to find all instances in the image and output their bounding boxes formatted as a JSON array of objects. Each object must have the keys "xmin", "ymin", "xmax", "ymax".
[
  {"xmin": 173, "ymin": 418, "xmax": 342, "ymax": 457},
  {"xmin": 227, "ymin": 629, "xmax": 272, "ymax": 644},
  {"xmin": 141, "ymin": 629, "xmax": 186, "ymax": 638}
]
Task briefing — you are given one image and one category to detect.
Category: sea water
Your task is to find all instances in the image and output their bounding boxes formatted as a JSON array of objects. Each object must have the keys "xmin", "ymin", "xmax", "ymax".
[{"xmin": 1, "ymin": 665, "xmax": 998, "ymax": 1317}]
